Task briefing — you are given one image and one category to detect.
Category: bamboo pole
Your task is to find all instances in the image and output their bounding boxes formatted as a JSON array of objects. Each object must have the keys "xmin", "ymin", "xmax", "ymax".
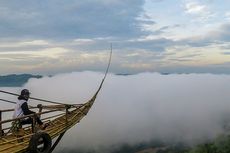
[{"xmin": 0, "ymin": 110, "xmax": 2, "ymax": 137}]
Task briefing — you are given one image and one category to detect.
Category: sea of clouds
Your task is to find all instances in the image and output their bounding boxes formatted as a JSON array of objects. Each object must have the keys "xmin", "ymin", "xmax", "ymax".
[{"xmin": 1, "ymin": 72, "xmax": 230, "ymax": 152}]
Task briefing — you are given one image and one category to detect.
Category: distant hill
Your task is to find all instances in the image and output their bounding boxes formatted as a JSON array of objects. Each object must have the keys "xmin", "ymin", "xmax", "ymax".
[{"xmin": 0, "ymin": 74, "xmax": 42, "ymax": 87}]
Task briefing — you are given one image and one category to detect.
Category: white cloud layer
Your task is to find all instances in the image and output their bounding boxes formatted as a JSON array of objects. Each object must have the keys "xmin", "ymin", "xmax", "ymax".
[
  {"xmin": 183, "ymin": 0, "xmax": 214, "ymax": 22},
  {"xmin": 185, "ymin": 1, "xmax": 206, "ymax": 15},
  {"xmin": 1, "ymin": 72, "xmax": 230, "ymax": 152}
]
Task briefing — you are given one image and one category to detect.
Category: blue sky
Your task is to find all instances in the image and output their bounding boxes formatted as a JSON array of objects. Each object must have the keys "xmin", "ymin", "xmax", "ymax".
[{"xmin": 0, "ymin": 0, "xmax": 230, "ymax": 74}]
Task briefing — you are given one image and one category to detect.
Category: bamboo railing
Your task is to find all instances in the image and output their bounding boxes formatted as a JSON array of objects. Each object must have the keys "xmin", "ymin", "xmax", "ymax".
[{"xmin": 0, "ymin": 102, "xmax": 92, "ymax": 153}]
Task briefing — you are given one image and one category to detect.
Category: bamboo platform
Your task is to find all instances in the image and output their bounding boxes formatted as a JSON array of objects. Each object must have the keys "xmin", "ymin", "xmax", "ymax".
[
  {"xmin": 0, "ymin": 95, "xmax": 96, "ymax": 153},
  {"xmin": 0, "ymin": 80, "xmax": 102, "ymax": 153}
]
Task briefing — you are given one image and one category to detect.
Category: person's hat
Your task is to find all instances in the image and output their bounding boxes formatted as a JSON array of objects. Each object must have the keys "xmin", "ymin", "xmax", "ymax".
[{"xmin": 20, "ymin": 89, "xmax": 30, "ymax": 96}]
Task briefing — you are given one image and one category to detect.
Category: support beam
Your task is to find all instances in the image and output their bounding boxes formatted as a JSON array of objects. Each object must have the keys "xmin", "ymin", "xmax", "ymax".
[{"xmin": 49, "ymin": 131, "xmax": 66, "ymax": 153}]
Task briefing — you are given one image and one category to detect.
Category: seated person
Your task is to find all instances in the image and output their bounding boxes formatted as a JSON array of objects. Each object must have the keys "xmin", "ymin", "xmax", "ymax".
[{"xmin": 13, "ymin": 89, "xmax": 48, "ymax": 130}]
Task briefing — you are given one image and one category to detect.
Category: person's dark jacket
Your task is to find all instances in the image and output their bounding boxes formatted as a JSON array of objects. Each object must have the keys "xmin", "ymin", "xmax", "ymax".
[{"xmin": 18, "ymin": 95, "xmax": 35, "ymax": 115}]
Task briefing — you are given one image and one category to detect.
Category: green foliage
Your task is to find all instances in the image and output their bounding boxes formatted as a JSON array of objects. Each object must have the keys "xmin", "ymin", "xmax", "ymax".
[
  {"xmin": 188, "ymin": 135, "xmax": 230, "ymax": 153},
  {"xmin": 188, "ymin": 143, "xmax": 216, "ymax": 153},
  {"xmin": 214, "ymin": 135, "xmax": 230, "ymax": 153}
]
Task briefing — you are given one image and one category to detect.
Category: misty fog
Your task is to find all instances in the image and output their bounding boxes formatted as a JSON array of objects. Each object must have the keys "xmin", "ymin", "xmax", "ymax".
[{"xmin": 1, "ymin": 72, "xmax": 230, "ymax": 152}]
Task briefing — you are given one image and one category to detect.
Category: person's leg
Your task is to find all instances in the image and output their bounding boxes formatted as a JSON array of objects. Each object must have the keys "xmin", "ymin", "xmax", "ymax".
[
  {"xmin": 20, "ymin": 117, "xmax": 33, "ymax": 125},
  {"xmin": 21, "ymin": 115, "xmax": 48, "ymax": 130},
  {"xmin": 35, "ymin": 115, "xmax": 43, "ymax": 125}
]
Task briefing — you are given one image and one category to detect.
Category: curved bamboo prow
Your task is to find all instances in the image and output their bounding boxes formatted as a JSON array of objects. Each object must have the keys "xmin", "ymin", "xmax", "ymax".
[{"xmin": 85, "ymin": 44, "xmax": 112, "ymax": 108}]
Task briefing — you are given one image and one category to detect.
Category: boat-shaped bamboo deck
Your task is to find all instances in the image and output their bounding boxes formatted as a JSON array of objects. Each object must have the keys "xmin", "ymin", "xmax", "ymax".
[{"xmin": 0, "ymin": 95, "xmax": 96, "ymax": 153}]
